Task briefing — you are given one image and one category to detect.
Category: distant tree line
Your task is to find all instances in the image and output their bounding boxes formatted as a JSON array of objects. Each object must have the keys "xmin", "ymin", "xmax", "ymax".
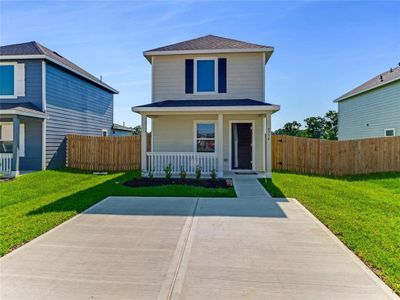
[
  {"xmin": 131, "ymin": 125, "xmax": 142, "ymax": 135},
  {"xmin": 274, "ymin": 110, "xmax": 338, "ymax": 140}
]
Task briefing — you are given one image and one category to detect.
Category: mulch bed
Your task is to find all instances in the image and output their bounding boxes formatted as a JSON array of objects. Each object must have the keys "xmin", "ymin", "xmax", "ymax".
[{"xmin": 124, "ymin": 177, "xmax": 233, "ymax": 189}]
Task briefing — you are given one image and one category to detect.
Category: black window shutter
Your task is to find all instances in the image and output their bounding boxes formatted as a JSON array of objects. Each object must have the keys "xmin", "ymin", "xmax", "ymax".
[
  {"xmin": 218, "ymin": 58, "xmax": 227, "ymax": 93},
  {"xmin": 185, "ymin": 59, "xmax": 194, "ymax": 94}
]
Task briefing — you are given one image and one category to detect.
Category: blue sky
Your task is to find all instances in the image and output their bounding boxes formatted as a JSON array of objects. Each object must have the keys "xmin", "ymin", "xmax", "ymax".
[{"xmin": 1, "ymin": 1, "xmax": 399, "ymax": 129}]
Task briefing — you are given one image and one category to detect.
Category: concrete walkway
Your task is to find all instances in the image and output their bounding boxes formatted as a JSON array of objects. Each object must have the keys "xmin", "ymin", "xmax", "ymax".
[{"xmin": 1, "ymin": 175, "xmax": 397, "ymax": 300}]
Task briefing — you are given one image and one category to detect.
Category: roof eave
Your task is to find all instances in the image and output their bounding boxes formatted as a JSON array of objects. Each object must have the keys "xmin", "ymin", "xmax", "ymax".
[
  {"xmin": 131, "ymin": 104, "xmax": 280, "ymax": 113},
  {"xmin": 0, "ymin": 54, "xmax": 119, "ymax": 94},
  {"xmin": 334, "ymin": 77, "xmax": 400, "ymax": 102},
  {"xmin": 143, "ymin": 47, "xmax": 274, "ymax": 63},
  {"xmin": 0, "ymin": 109, "xmax": 47, "ymax": 119}
]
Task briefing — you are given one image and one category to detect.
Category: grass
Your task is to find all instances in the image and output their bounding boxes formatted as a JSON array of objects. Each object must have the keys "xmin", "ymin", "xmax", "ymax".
[
  {"xmin": 259, "ymin": 171, "xmax": 400, "ymax": 294},
  {"xmin": 0, "ymin": 169, "xmax": 235, "ymax": 256}
]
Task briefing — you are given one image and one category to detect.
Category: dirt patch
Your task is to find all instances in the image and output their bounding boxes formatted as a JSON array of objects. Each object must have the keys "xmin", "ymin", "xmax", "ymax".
[{"xmin": 124, "ymin": 177, "xmax": 233, "ymax": 189}]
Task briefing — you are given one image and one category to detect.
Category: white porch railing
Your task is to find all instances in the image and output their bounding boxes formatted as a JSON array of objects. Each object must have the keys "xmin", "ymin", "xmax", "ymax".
[
  {"xmin": 0, "ymin": 153, "xmax": 13, "ymax": 176},
  {"xmin": 147, "ymin": 152, "xmax": 217, "ymax": 174}
]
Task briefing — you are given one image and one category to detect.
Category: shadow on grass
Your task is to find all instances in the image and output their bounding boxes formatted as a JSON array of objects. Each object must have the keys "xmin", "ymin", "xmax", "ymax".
[
  {"xmin": 27, "ymin": 173, "xmax": 132, "ymax": 215},
  {"xmin": 27, "ymin": 171, "xmax": 287, "ymax": 218},
  {"xmin": 272, "ymin": 169, "xmax": 400, "ymax": 182},
  {"xmin": 338, "ymin": 172, "xmax": 400, "ymax": 182},
  {"xmin": 258, "ymin": 178, "xmax": 286, "ymax": 198}
]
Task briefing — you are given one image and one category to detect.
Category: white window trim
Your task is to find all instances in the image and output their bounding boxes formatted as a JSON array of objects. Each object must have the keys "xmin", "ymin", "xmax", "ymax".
[
  {"xmin": 0, "ymin": 62, "xmax": 17, "ymax": 99},
  {"xmin": 228, "ymin": 120, "xmax": 255, "ymax": 172},
  {"xmin": 384, "ymin": 128, "xmax": 395, "ymax": 137},
  {"xmin": 101, "ymin": 129, "xmax": 108, "ymax": 136},
  {"xmin": 193, "ymin": 120, "xmax": 217, "ymax": 153},
  {"xmin": 193, "ymin": 57, "xmax": 218, "ymax": 95}
]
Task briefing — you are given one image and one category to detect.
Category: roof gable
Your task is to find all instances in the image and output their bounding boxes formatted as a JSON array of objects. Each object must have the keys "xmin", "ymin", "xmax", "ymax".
[
  {"xmin": 335, "ymin": 65, "xmax": 400, "ymax": 102},
  {"xmin": 0, "ymin": 41, "xmax": 118, "ymax": 94}
]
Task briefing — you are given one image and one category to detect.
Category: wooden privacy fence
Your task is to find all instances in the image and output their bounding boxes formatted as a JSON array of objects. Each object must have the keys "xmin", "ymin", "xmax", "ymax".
[
  {"xmin": 272, "ymin": 135, "xmax": 400, "ymax": 176},
  {"xmin": 67, "ymin": 134, "xmax": 400, "ymax": 175},
  {"xmin": 67, "ymin": 134, "xmax": 144, "ymax": 171}
]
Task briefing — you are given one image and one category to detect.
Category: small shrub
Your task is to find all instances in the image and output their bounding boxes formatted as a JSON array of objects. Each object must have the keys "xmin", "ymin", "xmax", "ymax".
[
  {"xmin": 148, "ymin": 169, "xmax": 154, "ymax": 179},
  {"xmin": 164, "ymin": 164, "xmax": 172, "ymax": 180},
  {"xmin": 195, "ymin": 165, "xmax": 201, "ymax": 179},
  {"xmin": 179, "ymin": 166, "xmax": 187, "ymax": 180},
  {"xmin": 210, "ymin": 168, "xmax": 217, "ymax": 181}
]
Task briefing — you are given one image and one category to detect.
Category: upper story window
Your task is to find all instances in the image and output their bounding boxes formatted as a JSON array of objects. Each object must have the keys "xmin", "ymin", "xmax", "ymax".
[
  {"xmin": 0, "ymin": 62, "xmax": 24, "ymax": 99},
  {"xmin": 0, "ymin": 65, "xmax": 15, "ymax": 96},
  {"xmin": 185, "ymin": 58, "xmax": 226, "ymax": 95},
  {"xmin": 195, "ymin": 58, "xmax": 217, "ymax": 93}
]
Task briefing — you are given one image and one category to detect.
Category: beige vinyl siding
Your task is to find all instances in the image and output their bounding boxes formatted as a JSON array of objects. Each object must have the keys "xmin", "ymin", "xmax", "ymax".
[
  {"xmin": 338, "ymin": 80, "xmax": 400, "ymax": 140},
  {"xmin": 151, "ymin": 114, "xmax": 265, "ymax": 171},
  {"xmin": 152, "ymin": 53, "xmax": 265, "ymax": 101}
]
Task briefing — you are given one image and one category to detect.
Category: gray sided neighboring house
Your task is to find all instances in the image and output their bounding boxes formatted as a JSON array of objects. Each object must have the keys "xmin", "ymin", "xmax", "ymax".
[
  {"xmin": 111, "ymin": 123, "xmax": 134, "ymax": 136},
  {"xmin": 335, "ymin": 65, "xmax": 400, "ymax": 140},
  {"xmin": 0, "ymin": 41, "xmax": 118, "ymax": 175}
]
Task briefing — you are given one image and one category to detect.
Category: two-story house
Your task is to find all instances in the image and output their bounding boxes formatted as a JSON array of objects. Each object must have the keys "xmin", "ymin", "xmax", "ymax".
[
  {"xmin": 335, "ymin": 65, "xmax": 400, "ymax": 140},
  {"xmin": 133, "ymin": 35, "xmax": 280, "ymax": 178},
  {"xmin": 0, "ymin": 41, "xmax": 118, "ymax": 176}
]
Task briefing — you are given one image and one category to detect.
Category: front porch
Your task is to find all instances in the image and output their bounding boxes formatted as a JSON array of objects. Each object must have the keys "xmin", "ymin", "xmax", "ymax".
[
  {"xmin": 133, "ymin": 99, "xmax": 280, "ymax": 178},
  {"xmin": 0, "ymin": 103, "xmax": 46, "ymax": 177},
  {"xmin": 146, "ymin": 152, "xmax": 217, "ymax": 176}
]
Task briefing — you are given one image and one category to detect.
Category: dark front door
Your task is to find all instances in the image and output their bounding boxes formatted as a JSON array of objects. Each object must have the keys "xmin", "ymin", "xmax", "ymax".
[{"xmin": 231, "ymin": 123, "xmax": 252, "ymax": 169}]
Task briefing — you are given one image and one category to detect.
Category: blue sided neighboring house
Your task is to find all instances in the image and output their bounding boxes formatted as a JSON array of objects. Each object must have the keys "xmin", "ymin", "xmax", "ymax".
[{"xmin": 0, "ymin": 41, "xmax": 118, "ymax": 176}]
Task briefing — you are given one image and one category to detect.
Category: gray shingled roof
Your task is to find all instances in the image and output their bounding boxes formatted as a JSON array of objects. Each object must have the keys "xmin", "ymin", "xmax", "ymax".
[
  {"xmin": 136, "ymin": 99, "xmax": 273, "ymax": 108},
  {"xmin": 335, "ymin": 65, "xmax": 400, "ymax": 102},
  {"xmin": 145, "ymin": 35, "xmax": 273, "ymax": 52},
  {"xmin": 0, "ymin": 41, "xmax": 118, "ymax": 94},
  {"xmin": 112, "ymin": 123, "xmax": 133, "ymax": 131}
]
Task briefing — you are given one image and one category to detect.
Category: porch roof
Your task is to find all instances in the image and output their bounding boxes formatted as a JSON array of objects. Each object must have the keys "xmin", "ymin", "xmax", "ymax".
[
  {"xmin": 0, "ymin": 102, "xmax": 46, "ymax": 119},
  {"xmin": 132, "ymin": 99, "xmax": 280, "ymax": 113}
]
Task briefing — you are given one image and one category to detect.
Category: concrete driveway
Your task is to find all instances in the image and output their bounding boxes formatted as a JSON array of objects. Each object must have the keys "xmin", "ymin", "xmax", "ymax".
[{"xmin": 1, "ymin": 177, "xmax": 397, "ymax": 299}]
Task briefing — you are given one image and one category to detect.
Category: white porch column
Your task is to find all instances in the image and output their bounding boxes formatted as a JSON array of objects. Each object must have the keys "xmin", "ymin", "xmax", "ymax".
[
  {"xmin": 217, "ymin": 113, "xmax": 223, "ymax": 177},
  {"xmin": 11, "ymin": 116, "xmax": 20, "ymax": 177},
  {"xmin": 265, "ymin": 113, "xmax": 272, "ymax": 178},
  {"xmin": 141, "ymin": 114, "xmax": 147, "ymax": 175},
  {"xmin": 42, "ymin": 118, "xmax": 46, "ymax": 170}
]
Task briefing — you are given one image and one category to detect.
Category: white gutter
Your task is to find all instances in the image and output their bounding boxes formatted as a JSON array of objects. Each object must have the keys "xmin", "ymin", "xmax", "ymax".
[
  {"xmin": 144, "ymin": 47, "xmax": 274, "ymax": 63},
  {"xmin": 0, "ymin": 55, "xmax": 119, "ymax": 94},
  {"xmin": 132, "ymin": 104, "xmax": 280, "ymax": 113}
]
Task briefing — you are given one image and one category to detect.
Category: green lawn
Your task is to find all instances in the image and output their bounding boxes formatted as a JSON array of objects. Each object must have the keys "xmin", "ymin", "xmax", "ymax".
[
  {"xmin": 259, "ymin": 172, "xmax": 400, "ymax": 294},
  {"xmin": 0, "ymin": 169, "xmax": 235, "ymax": 256}
]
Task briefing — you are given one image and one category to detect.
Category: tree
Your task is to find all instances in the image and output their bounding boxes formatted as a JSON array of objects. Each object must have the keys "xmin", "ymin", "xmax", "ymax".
[
  {"xmin": 323, "ymin": 110, "xmax": 338, "ymax": 140},
  {"xmin": 304, "ymin": 116, "xmax": 326, "ymax": 139},
  {"xmin": 131, "ymin": 125, "xmax": 142, "ymax": 135},
  {"xmin": 274, "ymin": 121, "xmax": 304, "ymax": 137},
  {"xmin": 272, "ymin": 110, "xmax": 339, "ymax": 140}
]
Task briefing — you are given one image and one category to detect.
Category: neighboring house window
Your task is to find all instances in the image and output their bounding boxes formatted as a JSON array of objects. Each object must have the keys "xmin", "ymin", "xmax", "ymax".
[
  {"xmin": 0, "ymin": 65, "xmax": 15, "ymax": 96},
  {"xmin": 102, "ymin": 129, "xmax": 108, "ymax": 136},
  {"xmin": 195, "ymin": 58, "xmax": 217, "ymax": 93},
  {"xmin": 194, "ymin": 121, "xmax": 215, "ymax": 153},
  {"xmin": 0, "ymin": 122, "xmax": 25, "ymax": 157},
  {"xmin": 384, "ymin": 128, "xmax": 395, "ymax": 137}
]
